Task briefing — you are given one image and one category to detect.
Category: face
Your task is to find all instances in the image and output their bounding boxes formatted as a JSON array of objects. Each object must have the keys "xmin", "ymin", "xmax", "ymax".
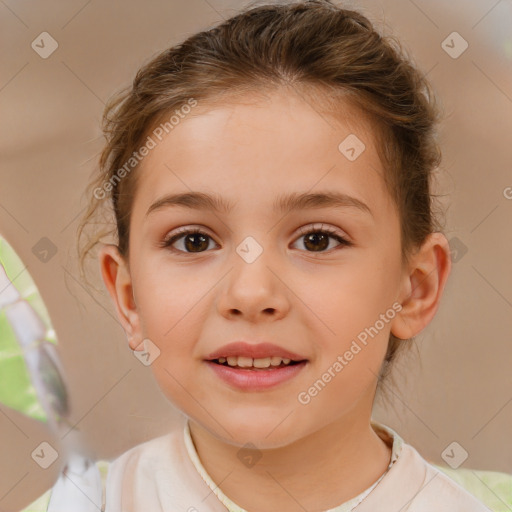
[{"xmin": 102, "ymin": 89, "xmax": 435, "ymax": 448}]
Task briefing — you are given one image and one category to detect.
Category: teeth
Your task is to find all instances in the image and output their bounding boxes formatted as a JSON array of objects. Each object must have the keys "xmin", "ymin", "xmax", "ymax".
[
  {"xmin": 220, "ymin": 356, "xmax": 295, "ymax": 368},
  {"xmin": 237, "ymin": 356, "xmax": 253, "ymax": 368},
  {"xmin": 253, "ymin": 358, "xmax": 271, "ymax": 368},
  {"xmin": 227, "ymin": 356, "xmax": 238, "ymax": 366}
]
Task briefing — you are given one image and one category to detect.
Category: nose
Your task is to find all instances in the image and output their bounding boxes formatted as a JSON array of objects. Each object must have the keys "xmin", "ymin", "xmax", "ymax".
[{"xmin": 216, "ymin": 246, "xmax": 290, "ymax": 323}]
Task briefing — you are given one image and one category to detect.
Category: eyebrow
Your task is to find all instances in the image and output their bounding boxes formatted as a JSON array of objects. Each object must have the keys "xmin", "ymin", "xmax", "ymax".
[{"xmin": 145, "ymin": 190, "xmax": 373, "ymax": 218}]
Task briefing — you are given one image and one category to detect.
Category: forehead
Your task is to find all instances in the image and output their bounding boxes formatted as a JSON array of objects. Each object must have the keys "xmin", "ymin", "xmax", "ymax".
[{"xmin": 132, "ymin": 89, "xmax": 391, "ymax": 219}]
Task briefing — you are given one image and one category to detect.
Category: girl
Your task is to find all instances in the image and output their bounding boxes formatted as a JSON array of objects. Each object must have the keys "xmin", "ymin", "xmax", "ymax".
[{"xmin": 50, "ymin": 0, "xmax": 492, "ymax": 510}]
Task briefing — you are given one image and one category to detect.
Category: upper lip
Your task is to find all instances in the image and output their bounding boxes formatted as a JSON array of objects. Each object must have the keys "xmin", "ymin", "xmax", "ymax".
[{"xmin": 205, "ymin": 342, "xmax": 307, "ymax": 361}]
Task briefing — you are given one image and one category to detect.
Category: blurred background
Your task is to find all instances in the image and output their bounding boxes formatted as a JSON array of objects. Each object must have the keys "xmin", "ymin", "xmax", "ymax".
[{"xmin": 1, "ymin": 0, "xmax": 511, "ymax": 510}]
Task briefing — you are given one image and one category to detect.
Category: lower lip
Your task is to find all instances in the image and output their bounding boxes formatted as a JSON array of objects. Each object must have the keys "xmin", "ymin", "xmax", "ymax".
[{"xmin": 205, "ymin": 361, "xmax": 307, "ymax": 391}]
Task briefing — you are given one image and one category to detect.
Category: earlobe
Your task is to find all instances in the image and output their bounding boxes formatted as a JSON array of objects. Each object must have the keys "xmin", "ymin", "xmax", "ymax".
[
  {"xmin": 98, "ymin": 244, "xmax": 142, "ymax": 349},
  {"xmin": 391, "ymin": 232, "xmax": 452, "ymax": 340}
]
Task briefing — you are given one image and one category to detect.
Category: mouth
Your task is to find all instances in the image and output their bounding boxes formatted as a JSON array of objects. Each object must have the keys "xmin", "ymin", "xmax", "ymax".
[
  {"xmin": 208, "ymin": 355, "xmax": 305, "ymax": 370},
  {"xmin": 204, "ymin": 341, "xmax": 308, "ymax": 390},
  {"xmin": 205, "ymin": 356, "xmax": 308, "ymax": 391}
]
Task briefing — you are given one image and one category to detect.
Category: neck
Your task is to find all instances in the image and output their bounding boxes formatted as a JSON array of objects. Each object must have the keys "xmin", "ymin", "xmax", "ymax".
[{"xmin": 188, "ymin": 413, "xmax": 392, "ymax": 512}]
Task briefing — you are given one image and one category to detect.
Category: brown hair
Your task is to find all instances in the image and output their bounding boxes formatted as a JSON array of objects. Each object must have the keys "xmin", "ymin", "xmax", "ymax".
[{"xmin": 77, "ymin": 0, "xmax": 445, "ymax": 388}]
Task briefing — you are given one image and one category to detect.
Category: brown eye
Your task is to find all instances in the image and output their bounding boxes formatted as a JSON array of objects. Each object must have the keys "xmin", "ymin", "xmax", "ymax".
[
  {"xmin": 303, "ymin": 232, "xmax": 331, "ymax": 252},
  {"xmin": 161, "ymin": 224, "xmax": 351, "ymax": 255},
  {"xmin": 162, "ymin": 228, "xmax": 217, "ymax": 253},
  {"xmin": 293, "ymin": 224, "xmax": 352, "ymax": 253}
]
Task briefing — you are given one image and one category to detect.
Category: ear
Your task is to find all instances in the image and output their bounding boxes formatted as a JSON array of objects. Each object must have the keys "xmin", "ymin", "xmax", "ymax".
[
  {"xmin": 391, "ymin": 232, "xmax": 452, "ymax": 340},
  {"xmin": 98, "ymin": 244, "xmax": 144, "ymax": 351}
]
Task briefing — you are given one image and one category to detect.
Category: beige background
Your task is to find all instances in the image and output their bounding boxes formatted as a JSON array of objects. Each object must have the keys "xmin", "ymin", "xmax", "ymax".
[{"xmin": 1, "ymin": 0, "xmax": 511, "ymax": 510}]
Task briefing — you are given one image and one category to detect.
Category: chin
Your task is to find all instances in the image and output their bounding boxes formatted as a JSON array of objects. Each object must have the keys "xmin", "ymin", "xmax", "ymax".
[{"xmin": 201, "ymin": 407, "xmax": 310, "ymax": 449}]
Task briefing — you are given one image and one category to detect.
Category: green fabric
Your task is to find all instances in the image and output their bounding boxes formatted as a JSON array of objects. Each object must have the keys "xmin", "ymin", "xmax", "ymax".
[
  {"xmin": 0, "ymin": 235, "xmax": 57, "ymax": 422},
  {"xmin": 20, "ymin": 491, "xmax": 51, "ymax": 512},
  {"xmin": 19, "ymin": 462, "xmax": 512, "ymax": 511}
]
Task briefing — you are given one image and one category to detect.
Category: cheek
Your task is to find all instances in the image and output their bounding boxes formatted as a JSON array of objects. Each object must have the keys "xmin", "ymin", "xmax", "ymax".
[
  {"xmin": 134, "ymin": 260, "xmax": 211, "ymax": 339},
  {"xmin": 133, "ymin": 262, "xmax": 212, "ymax": 403},
  {"xmin": 149, "ymin": 361, "xmax": 200, "ymax": 417},
  {"xmin": 301, "ymin": 254, "xmax": 399, "ymax": 343},
  {"xmin": 296, "ymin": 255, "xmax": 399, "ymax": 402}
]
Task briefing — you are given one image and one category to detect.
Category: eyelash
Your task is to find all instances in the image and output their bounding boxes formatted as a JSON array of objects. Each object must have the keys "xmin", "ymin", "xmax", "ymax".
[{"xmin": 161, "ymin": 224, "xmax": 352, "ymax": 254}]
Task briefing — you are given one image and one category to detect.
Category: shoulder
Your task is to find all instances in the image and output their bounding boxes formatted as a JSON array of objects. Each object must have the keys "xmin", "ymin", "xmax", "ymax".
[
  {"xmin": 357, "ymin": 427, "xmax": 501, "ymax": 512},
  {"xmin": 398, "ymin": 443, "xmax": 497, "ymax": 512},
  {"xmin": 369, "ymin": 423, "xmax": 505, "ymax": 512},
  {"xmin": 432, "ymin": 463, "xmax": 512, "ymax": 512}
]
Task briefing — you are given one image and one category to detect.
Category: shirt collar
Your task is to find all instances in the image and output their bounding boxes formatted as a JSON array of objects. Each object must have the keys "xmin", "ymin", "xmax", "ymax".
[{"xmin": 183, "ymin": 419, "xmax": 404, "ymax": 512}]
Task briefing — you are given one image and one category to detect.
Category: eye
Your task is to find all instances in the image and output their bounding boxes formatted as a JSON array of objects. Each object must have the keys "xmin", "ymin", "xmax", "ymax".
[
  {"xmin": 292, "ymin": 223, "xmax": 352, "ymax": 253},
  {"xmin": 161, "ymin": 224, "xmax": 352, "ymax": 255},
  {"xmin": 161, "ymin": 227, "xmax": 218, "ymax": 254}
]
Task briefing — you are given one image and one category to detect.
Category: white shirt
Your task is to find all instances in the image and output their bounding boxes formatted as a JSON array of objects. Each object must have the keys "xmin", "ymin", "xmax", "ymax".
[{"xmin": 102, "ymin": 418, "xmax": 491, "ymax": 511}]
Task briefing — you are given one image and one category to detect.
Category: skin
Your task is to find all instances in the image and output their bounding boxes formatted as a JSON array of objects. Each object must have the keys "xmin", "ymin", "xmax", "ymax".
[{"xmin": 99, "ymin": 87, "xmax": 451, "ymax": 512}]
